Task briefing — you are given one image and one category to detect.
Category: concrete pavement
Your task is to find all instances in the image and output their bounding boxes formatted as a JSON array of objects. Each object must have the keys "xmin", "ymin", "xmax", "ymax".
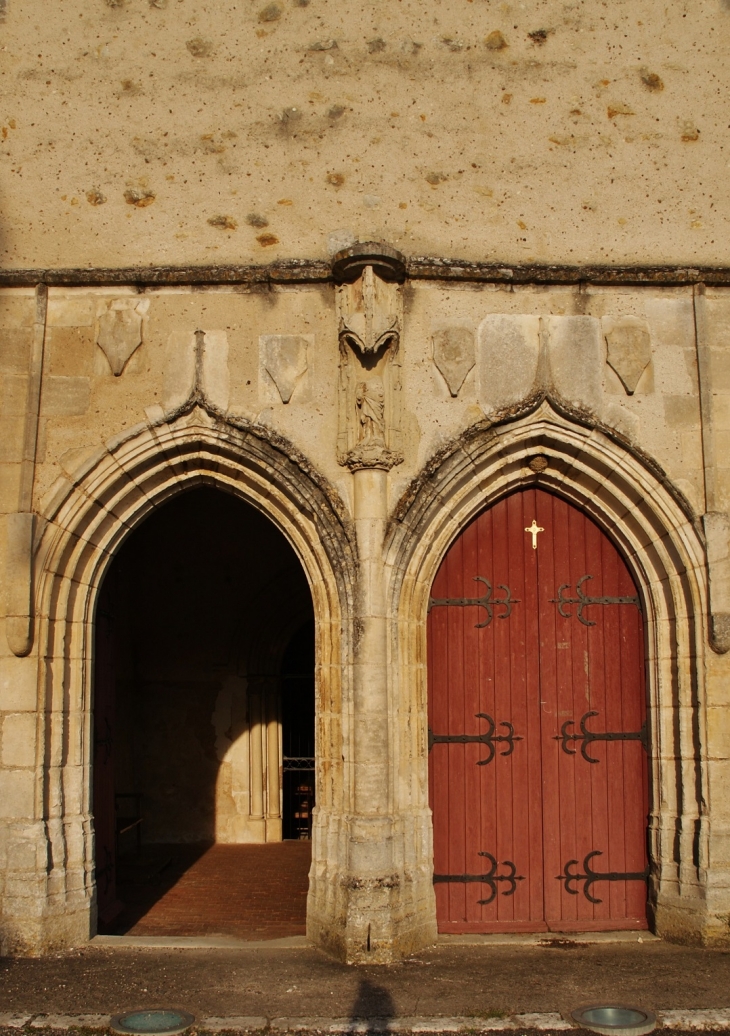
[{"xmin": 1, "ymin": 936, "xmax": 730, "ymax": 1032}]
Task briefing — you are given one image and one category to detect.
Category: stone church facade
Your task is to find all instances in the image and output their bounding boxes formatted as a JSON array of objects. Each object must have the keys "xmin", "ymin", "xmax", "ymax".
[{"xmin": 1, "ymin": 0, "xmax": 730, "ymax": 962}]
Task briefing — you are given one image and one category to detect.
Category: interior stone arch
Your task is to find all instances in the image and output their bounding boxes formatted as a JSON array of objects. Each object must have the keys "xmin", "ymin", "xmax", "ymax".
[{"xmin": 385, "ymin": 401, "xmax": 710, "ymax": 944}]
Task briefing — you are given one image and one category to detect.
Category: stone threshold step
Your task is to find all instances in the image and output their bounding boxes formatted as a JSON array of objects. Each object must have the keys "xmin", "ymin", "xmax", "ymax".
[
  {"xmin": 2, "ymin": 1011, "xmax": 730, "ymax": 1033},
  {"xmin": 91, "ymin": 931, "xmax": 656, "ymax": 951},
  {"xmin": 91, "ymin": 935, "xmax": 309, "ymax": 950}
]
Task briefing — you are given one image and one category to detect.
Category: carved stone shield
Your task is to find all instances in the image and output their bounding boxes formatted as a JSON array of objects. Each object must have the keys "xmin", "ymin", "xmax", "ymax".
[
  {"xmin": 432, "ymin": 327, "xmax": 475, "ymax": 397},
  {"xmin": 603, "ymin": 317, "xmax": 652, "ymax": 395},
  {"xmin": 97, "ymin": 300, "xmax": 148, "ymax": 376},
  {"xmin": 262, "ymin": 334, "xmax": 309, "ymax": 403}
]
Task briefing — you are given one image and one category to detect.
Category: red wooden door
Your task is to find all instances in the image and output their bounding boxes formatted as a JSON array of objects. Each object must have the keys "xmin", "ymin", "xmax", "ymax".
[{"xmin": 428, "ymin": 488, "xmax": 649, "ymax": 933}]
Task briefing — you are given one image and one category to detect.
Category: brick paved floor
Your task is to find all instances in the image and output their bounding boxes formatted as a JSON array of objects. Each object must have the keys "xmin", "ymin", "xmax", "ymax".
[{"xmin": 104, "ymin": 841, "xmax": 311, "ymax": 939}]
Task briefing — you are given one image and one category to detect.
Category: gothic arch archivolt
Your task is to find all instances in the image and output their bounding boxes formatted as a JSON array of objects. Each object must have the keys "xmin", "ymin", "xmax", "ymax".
[
  {"xmin": 385, "ymin": 401, "xmax": 710, "ymax": 941},
  {"xmin": 32, "ymin": 408, "xmax": 357, "ymax": 944}
]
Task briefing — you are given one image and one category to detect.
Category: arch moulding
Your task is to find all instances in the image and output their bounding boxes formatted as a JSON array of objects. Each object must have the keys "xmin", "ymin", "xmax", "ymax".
[
  {"xmin": 4, "ymin": 407, "xmax": 358, "ymax": 956},
  {"xmin": 385, "ymin": 401, "xmax": 726, "ymax": 945}
]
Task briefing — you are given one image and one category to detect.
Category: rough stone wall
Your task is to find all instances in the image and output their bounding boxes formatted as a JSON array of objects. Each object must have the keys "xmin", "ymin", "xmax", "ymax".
[{"xmin": 0, "ymin": 0, "xmax": 727, "ymax": 269}]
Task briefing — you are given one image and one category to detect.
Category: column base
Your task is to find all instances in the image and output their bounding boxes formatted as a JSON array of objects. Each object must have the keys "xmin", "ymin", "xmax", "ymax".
[
  {"xmin": 0, "ymin": 905, "xmax": 92, "ymax": 957},
  {"xmin": 654, "ymin": 892, "xmax": 730, "ymax": 946},
  {"xmin": 307, "ymin": 808, "xmax": 438, "ymax": 964}
]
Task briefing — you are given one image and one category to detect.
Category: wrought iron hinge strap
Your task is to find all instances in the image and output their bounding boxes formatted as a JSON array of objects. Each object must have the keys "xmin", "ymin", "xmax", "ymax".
[
  {"xmin": 558, "ymin": 850, "xmax": 649, "ymax": 904},
  {"xmin": 555, "ymin": 710, "xmax": 648, "ymax": 763},
  {"xmin": 551, "ymin": 574, "xmax": 640, "ymax": 627},
  {"xmin": 428, "ymin": 712, "xmax": 522, "ymax": 766},
  {"xmin": 434, "ymin": 851, "xmax": 525, "ymax": 904},
  {"xmin": 429, "ymin": 576, "xmax": 520, "ymax": 628}
]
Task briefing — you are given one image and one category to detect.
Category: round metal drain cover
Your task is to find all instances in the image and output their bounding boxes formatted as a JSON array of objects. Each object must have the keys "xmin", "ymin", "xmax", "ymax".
[
  {"xmin": 110, "ymin": 1009, "xmax": 195, "ymax": 1036},
  {"xmin": 572, "ymin": 1004, "xmax": 656, "ymax": 1036}
]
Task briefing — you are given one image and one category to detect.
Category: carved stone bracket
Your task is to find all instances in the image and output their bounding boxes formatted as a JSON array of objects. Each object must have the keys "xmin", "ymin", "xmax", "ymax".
[{"xmin": 333, "ymin": 242, "xmax": 405, "ymax": 471}]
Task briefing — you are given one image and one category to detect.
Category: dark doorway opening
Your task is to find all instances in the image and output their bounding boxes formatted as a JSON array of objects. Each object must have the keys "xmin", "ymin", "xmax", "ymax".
[
  {"xmin": 281, "ymin": 621, "xmax": 316, "ymax": 839},
  {"xmin": 93, "ymin": 487, "xmax": 314, "ymax": 938}
]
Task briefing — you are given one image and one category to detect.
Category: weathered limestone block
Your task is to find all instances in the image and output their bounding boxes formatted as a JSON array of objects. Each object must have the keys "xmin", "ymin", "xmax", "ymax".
[
  {"xmin": 0, "ymin": 297, "xmax": 35, "ymax": 331},
  {"xmin": 644, "ymin": 297, "xmax": 696, "ymax": 355},
  {"xmin": 664, "ymin": 395, "xmax": 700, "ymax": 429},
  {"xmin": 0, "ymin": 375, "xmax": 28, "ymax": 415},
  {"xmin": 477, "ymin": 315, "xmax": 540, "ymax": 410},
  {"xmin": 603, "ymin": 401, "xmax": 640, "ymax": 442},
  {"xmin": 39, "ymin": 377, "xmax": 90, "ymax": 417},
  {"xmin": 431, "ymin": 326, "xmax": 475, "ymax": 397},
  {"xmin": 4, "ymin": 513, "xmax": 34, "ymax": 657},
  {"xmin": 704, "ymin": 512, "xmax": 730, "ymax": 654},
  {"xmin": 96, "ymin": 299, "xmax": 149, "ymax": 376},
  {"xmin": 602, "ymin": 316, "xmax": 652, "ymax": 394},
  {"xmin": 701, "ymin": 297, "xmax": 730, "ymax": 392},
  {"xmin": 707, "ymin": 703, "xmax": 730, "ymax": 755},
  {"xmin": 0, "ymin": 330, "xmax": 32, "ymax": 373},
  {"xmin": 0, "ymin": 415, "xmax": 25, "ymax": 464},
  {"xmin": 695, "ymin": 294, "xmax": 730, "ymax": 518},
  {"xmin": 547, "ymin": 315, "xmax": 603, "ymax": 413},
  {"xmin": 46, "ymin": 298, "xmax": 94, "ymax": 329},
  {"xmin": 0, "ymin": 656, "xmax": 38, "ymax": 712},
  {"xmin": 200, "ymin": 330, "xmax": 230, "ymax": 411},
  {"xmin": 0, "ymin": 771, "xmax": 35, "ymax": 819},
  {"xmin": 4, "ymin": 827, "xmax": 45, "ymax": 873},
  {"xmin": 1, "ymin": 714, "xmax": 37, "ymax": 768},
  {"xmin": 163, "ymin": 330, "xmax": 196, "ymax": 413},
  {"xmin": 0, "ymin": 466, "xmax": 21, "ymax": 516},
  {"xmin": 261, "ymin": 334, "xmax": 309, "ymax": 403}
]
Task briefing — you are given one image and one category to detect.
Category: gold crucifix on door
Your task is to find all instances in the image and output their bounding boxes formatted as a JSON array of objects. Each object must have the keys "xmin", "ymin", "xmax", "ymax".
[{"xmin": 525, "ymin": 519, "xmax": 544, "ymax": 549}]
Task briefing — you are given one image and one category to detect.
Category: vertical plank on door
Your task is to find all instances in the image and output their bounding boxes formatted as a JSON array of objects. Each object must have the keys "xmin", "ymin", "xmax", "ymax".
[{"xmin": 540, "ymin": 494, "xmax": 648, "ymax": 931}]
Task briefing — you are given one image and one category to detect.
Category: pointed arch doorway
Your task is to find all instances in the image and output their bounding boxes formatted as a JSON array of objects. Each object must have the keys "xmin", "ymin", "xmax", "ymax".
[
  {"xmin": 428, "ymin": 487, "xmax": 649, "ymax": 934},
  {"xmin": 93, "ymin": 486, "xmax": 315, "ymax": 937}
]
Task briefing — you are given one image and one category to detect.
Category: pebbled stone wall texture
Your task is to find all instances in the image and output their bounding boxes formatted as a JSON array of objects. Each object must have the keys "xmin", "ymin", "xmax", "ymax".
[{"xmin": 0, "ymin": 0, "xmax": 727, "ymax": 270}]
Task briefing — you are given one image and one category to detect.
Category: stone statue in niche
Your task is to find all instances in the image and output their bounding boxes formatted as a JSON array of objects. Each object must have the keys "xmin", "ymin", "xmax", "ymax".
[
  {"xmin": 602, "ymin": 316, "xmax": 652, "ymax": 395},
  {"xmin": 333, "ymin": 243, "xmax": 405, "ymax": 470},
  {"xmin": 356, "ymin": 378, "xmax": 385, "ymax": 444}
]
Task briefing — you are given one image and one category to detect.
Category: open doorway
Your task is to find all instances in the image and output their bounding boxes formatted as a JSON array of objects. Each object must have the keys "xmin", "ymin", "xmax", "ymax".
[
  {"xmin": 93, "ymin": 487, "xmax": 315, "ymax": 938},
  {"xmin": 281, "ymin": 621, "xmax": 316, "ymax": 840}
]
